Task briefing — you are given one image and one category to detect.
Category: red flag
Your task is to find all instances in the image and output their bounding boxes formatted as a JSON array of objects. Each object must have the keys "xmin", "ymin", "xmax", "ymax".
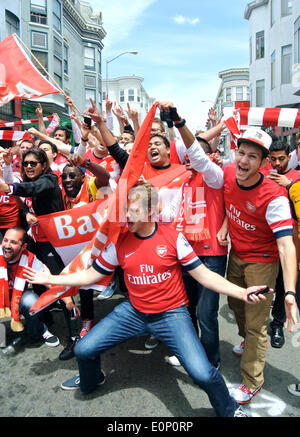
[
  {"xmin": 0, "ymin": 34, "xmax": 59, "ymax": 106},
  {"xmin": 30, "ymin": 102, "xmax": 159, "ymax": 314}
]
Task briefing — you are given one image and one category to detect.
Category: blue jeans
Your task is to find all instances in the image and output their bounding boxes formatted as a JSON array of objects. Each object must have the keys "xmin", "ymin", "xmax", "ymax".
[
  {"xmin": 19, "ymin": 290, "xmax": 47, "ymax": 341},
  {"xmin": 183, "ymin": 255, "xmax": 227, "ymax": 368},
  {"xmin": 74, "ymin": 300, "xmax": 238, "ymax": 417}
]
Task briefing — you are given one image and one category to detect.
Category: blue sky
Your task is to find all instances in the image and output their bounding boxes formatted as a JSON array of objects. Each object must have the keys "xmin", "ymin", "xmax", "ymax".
[{"xmin": 88, "ymin": 0, "xmax": 251, "ymax": 131}]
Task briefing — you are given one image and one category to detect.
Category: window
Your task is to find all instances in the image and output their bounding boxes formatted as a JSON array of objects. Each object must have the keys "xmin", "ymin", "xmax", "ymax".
[
  {"xmin": 249, "ymin": 36, "xmax": 252, "ymax": 64},
  {"xmin": 236, "ymin": 87, "xmax": 243, "ymax": 101},
  {"xmin": 84, "ymin": 75, "xmax": 96, "ymax": 87},
  {"xmin": 270, "ymin": 0, "xmax": 275, "ymax": 26},
  {"xmin": 98, "ymin": 49, "xmax": 102, "ymax": 74},
  {"xmin": 271, "ymin": 51, "xmax": 276, "ymax": 89},
  {"xmin": 85, "ymin": 89, "xmax": 96, "ymax": 107},
  {"xmin": 226, "ymin": 88, "xmax": 231, "ymax": 102},
  {"xmin": 5, "ymin": 10, "xmax": 19, "ymax": 36},
  {"xmin": 120, "ymin": 90, "xmax": 125, "ymax": 102},
  {"xmin": 128, "ymin": 89, "xmax": 134, "ymax": 102},
  {"xmin": 30, "ymin": 0, "xmax": 47, "ymax": 24},
  {"xmin": 84, "ymin": 47, "xmax": 95, "ymax": 71},
  {"xmin": 53, "ymin": 0, "xmax": 61, "ymax": 33},
  {"xmin": 281, "ymin": 0, "xmax": 292, "ymax": 17},
  {"xmin": 137, "ymin": 89, "xmax": 141, "ymax": 103},
  {"xmin": 53, "ymin": 37, "xmax": 62, "ymax": 57},
  {"xmin": 31, "ymin": 50, "xmax": 48, "ymax": 76},
  {"xmin": 281, "ymin": 44, "xmax": 292, "ymax": 84},
  {"xmin": 256, "ymin": 31, "xmax": 265, "ymax": 59},
  {"xmin": 256, "ymin": 80, "xmax": 265, "ymax": 107},
  {"xmin": 64, "ymin": 44, "xmax": 68, "ymax": 74},
  {"xmin": 249, "ymin": 83, "xmax": 253, "ymax": 105},
  {"xmin": 102, "ymin": 92, "xmax": 106, "ymax": 101},
  {"xmin": 53, "ymin": 56, "xmax": 62, "ymax": 86},
  {"xmin": 32, "ymin": 31, "xmax": 47, "ymax": 49}
]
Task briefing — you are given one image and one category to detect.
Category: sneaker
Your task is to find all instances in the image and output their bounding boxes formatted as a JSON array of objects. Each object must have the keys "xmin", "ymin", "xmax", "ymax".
[
  {"xmin": 61, "ymin": 370, "xmax": 106, "ymax": 391},
  {"xmin": 97, "ymin": 282, "xmax": 115, "ymax": 300},
  {"xmin": 145, "ymin": 335, "xmax": 159, "ymax": 350},
  {"xmin": 234, "ymin": 406, "xmax": 248, "ymax": 417},
  {"xmin": 232, "ymin": 340, "xmax": 245, "ymax": 357},
  {"xmin": 43, "ymin": 330, "xmax": 60, "ymax": 347},
  {"xmin": 232, "ymin": 384, "xmax": 262, "ymax": 404},
  {"xmin": 80, "ymin": 319, "xmax": 94, "ymax": 338},
  {"xmin": 166, "ymin": 355, "xmax": 181, "ymax": 366},
  {"xmin": 59, "ymin": 336, "xmax": 79, "ymax": 361},
  {"xmin": 287, "ymin": 383, "xmax": 300, "ymax": 397}
]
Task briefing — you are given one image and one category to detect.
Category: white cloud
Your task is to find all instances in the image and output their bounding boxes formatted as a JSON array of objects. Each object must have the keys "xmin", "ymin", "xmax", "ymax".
[
  {"xmin": 89, "ymin": 0, "xmax": 158, "ymax": 47},
  {"xmin": 148, "ymin": 78, "xmax": 219, "ymax": 133},
  {"xmin": 173, "ymin": 15, "xmax": 200, "ymax": 25}
]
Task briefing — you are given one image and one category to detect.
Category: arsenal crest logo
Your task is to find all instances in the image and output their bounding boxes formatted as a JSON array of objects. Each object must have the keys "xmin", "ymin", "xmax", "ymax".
[
  {"xmin": 156, "ymin": 245, "xmax": 167, "ymax": 257},
  {"xmin": 246, "ymin": 201, "xmax": 256, "ymax": 213}
]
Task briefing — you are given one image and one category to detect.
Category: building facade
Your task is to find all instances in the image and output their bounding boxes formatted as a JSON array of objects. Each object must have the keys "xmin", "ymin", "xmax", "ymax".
[
  {"xmin": 102, "ymin": 75, "xmax": 155, "ymax": 134},
  {"xmin": 214, "ymin": 68, "xmax": 250, "ymax": 156},
  {"xmin": 0, "ymin": 2, "xmax": 22, "ymax": 122},
  {"xmin": 245, "ymin": 0, "xmax": 300, "ymax": 145},
  {"xmin": 0, "ymin": 0, "xmax": 106, "ymax": 124}
]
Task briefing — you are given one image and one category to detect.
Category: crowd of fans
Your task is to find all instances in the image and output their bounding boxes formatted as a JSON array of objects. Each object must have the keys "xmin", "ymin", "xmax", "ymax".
[{"xmin": 0, "ymin": 95, "xmax": 300, "ymax": 417}]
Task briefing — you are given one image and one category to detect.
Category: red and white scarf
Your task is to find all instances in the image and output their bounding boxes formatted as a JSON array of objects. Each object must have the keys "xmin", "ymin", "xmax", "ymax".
[
  {"xmin": 0, "ymin": 247, "xmax": 43, "ymax": 331},
  {"xmin": 0, "ymin": 115, "xmax": 53, "ymax": 128},
  {"xmin": 173, "ymin": 172, "xmax": 210, "ymax": 242},
  {"xmin": 0, "ymin": 130, "xmax": 32, "ymax": 142}
]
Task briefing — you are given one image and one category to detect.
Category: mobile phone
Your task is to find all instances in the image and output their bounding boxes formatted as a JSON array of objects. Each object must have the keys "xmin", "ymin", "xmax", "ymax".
[
  {"xmin": 269, "ymin": 169, "xmax": 277, "ymax": 174},
  {"xmin": 84, "ymin": 115, "xmax": 92, "ymax": 128},
  {"xmin": 247, "ymin": 286, "xmax": 271, "ymax": 301}
]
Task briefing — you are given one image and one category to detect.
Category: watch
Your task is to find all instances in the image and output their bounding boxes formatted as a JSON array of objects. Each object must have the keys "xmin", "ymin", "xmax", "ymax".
[{"xmin": 285, "ymin": 291, "xmax": 296, "ymax": 298}]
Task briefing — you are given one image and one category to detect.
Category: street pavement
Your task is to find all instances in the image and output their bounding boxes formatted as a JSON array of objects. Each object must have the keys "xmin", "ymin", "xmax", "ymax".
[{"xmin": 0, "ymin": 291, "xmax": 299, "ymax": 421}]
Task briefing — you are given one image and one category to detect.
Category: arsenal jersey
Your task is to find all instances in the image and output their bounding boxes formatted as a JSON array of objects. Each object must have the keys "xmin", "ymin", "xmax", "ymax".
[
  {"xmin": 224, "ymin": 165, "xmax": 293, "ymax": 263},
  {"xmin": 93, "ymin": 223, "xmax": 201, "ymax": 313}
]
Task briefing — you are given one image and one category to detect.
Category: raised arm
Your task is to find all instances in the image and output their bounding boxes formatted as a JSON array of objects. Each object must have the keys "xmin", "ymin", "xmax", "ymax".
[{"xmin": 28, "ymin": 127, "xmax": 72, "ymax": 157}]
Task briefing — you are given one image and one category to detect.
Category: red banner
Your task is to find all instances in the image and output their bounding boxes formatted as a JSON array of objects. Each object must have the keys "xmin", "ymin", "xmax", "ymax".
[
  {"xmin": 37, "ymin": 199, "xmax": 108, "ymax": 265},
  {"xmin": 0, "ymin": 34, "xmax": 59, "ymax": 106}
]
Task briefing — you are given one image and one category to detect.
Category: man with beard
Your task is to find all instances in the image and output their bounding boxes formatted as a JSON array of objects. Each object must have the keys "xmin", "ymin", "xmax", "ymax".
[{"xmin": 0, "ymin": 227, "xmax": 59, "ymax": 346}]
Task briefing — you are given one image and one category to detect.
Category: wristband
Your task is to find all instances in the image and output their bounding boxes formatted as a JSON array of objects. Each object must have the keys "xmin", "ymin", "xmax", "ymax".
[
  {"xmin": 175, "ymin": 119, "xmax": 186, "ymax": 129},
  {"xmin": 285, "ymin": 291, "xmax": 296, "ymax": 298}
]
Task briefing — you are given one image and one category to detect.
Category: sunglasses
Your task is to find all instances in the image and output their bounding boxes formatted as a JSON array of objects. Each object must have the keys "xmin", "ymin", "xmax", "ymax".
[
  {"xmin": 62, "ymin": 172, "xmax": 77, "ymax": 180},
  {"xmin": 23, "ymin": 161, "xmax": 40, "ymax": 168}
]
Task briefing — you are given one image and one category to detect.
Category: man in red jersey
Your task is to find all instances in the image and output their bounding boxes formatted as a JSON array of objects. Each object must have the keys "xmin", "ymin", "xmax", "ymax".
[
  {"xmin": 24, "ymin": 182, "xmax": 269, "ymax": 417},
  {"xmin": 216, "ymin": 128, "xmax": 298, "ymax": 405},
  {"xmin": 266, "ymin": 141, "xmax": 300, "ymax": 349}
]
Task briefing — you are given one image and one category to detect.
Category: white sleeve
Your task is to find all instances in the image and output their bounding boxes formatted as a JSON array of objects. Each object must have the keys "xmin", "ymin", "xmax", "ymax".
[
  {"xmin": 174, "ymin": 139, "xmax": 186, "ymax": 164},
  {"xmin": 266, "ymin": 196, "xmax": 293, "ymax": 237},
  {"xmin": 288, "ymin": 150, "xmax": 299, "ymax": 169},
  {"xmin": 3, "ymin": 164, "xmax": 14, "ymax": 184},
  {"xmin": 106, "ymin": 111, "xmax": 114, "ymax": 133},
  {"xmin": 71, "ymin": 118, "xmax": 81, "ymax": 144},
  {"xmin": 93, "ymin": 241, "xmax": 119, "ymax": 274},
  {"xmin": 187, "ymin": 139, "xmax": 224, "ymax": 189},
  {"xmin": 76, "ymin": 142, "xmax": 88, "ymax": 158}
]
